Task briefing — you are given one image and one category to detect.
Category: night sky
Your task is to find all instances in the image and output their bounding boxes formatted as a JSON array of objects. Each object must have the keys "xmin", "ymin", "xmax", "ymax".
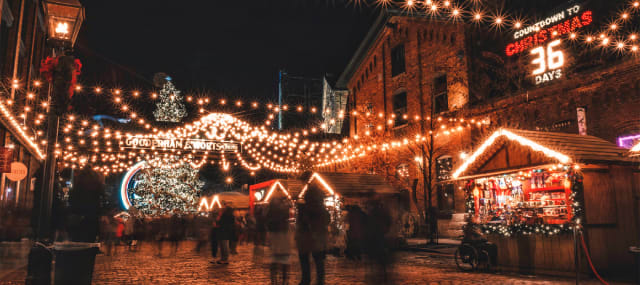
[{"xmin": 75, "ymin": 0, "xmax": 378, "ymax": 100}]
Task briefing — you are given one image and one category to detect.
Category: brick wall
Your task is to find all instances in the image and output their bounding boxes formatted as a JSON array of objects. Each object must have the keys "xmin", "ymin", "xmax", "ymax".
[
  {"xmin": 347, "ymin": 17, "xmax": 468, "ymax": 137},
  {"xmin": 336, "ymin": 15, "xmax": 640, "ymax": 219}
]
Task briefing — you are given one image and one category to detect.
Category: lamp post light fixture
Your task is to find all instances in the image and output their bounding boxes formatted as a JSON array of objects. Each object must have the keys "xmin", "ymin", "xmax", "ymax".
[
  {"xmin": 43, "ymin": 0, "xmax": 85, "ymax": 48},
  {"xmin": 35, "ymin": 0, "xmax": 84, "ymax": 243}
]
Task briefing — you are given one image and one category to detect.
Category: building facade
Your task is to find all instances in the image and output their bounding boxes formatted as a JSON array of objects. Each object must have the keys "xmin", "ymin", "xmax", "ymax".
[
  {"xmin": 0, "ymin": 0, "xmax": 50, "ymax": 240},
  {"xmin": 330, "ymin": 10, "xmax": 640, "ymax": 237}
]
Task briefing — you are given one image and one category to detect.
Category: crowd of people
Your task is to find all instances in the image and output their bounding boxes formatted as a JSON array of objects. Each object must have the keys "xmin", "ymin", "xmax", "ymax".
[{"xmin": 93, "ymin": 183, "xmax": 402, "ymax": 285}]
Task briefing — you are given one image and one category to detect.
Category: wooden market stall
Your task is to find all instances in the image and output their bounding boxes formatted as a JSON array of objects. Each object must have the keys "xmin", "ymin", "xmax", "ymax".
[{"xmin": 451, "ymin": 128, "xmax": 639, "ymax": 279}]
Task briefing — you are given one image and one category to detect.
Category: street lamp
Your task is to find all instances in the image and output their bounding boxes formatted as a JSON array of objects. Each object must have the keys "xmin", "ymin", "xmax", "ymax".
[
  {"xmin": 35, "ymin": 0, "xmax": 84, "ymax": 242},
  {"xmin": 28, "ymin": 2, "xmax": 85, "ymax": 283},
  {"xmin": 43, "ymin": 0, "xmax": 85, "ymax": 48}
]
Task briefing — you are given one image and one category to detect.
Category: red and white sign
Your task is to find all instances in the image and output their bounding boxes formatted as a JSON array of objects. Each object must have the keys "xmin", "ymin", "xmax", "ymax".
[{"xmin": 506, "ymin": 10, "xmax": 592, "ymax": 56}]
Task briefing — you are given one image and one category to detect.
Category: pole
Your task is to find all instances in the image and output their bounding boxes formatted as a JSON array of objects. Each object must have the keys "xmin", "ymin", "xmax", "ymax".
[
  {"xmin": 36, "ymin": 84, "xmax": 58, "ymax": 241},
  {"xmin": 574, "ymin": 225, "xmax": 580, "ymax": 284},
  {"xmin": 278, "ymin": 70, "xmax": 283, "ymax": 130}
]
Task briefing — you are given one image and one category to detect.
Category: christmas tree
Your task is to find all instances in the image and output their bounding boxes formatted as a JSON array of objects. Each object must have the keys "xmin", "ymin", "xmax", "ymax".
[
  {"xmin": 129, "ymin": 159, "xmax": 204, "ymax": 215},
  {"xmin": 153, "ymin": 78, "xmax": 187, "ymax": 122}
]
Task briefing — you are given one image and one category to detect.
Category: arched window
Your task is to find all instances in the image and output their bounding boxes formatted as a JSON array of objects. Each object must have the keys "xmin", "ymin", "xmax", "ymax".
[{"xmin": 436, "ymin": 155, "xmax": 453, "ymax": 181}]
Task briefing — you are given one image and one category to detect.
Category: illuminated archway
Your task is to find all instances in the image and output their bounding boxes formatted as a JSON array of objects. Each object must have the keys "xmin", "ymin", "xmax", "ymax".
[{"xmin": 120, "ymin": 160, "xmax": 147, "ymax": 210}]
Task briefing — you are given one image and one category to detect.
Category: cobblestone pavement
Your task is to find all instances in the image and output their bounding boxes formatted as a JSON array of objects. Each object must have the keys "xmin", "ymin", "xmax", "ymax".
[{"xmin": 0, "ymin": 240, "xmax": 626, "ymax": 284}]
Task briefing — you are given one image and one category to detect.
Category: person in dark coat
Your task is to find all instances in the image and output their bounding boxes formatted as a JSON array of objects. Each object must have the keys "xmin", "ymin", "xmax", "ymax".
[
  {"xmin": 345, "ymin": 205, "xmax": 367, "ymax": 260},
  {"xmin": 364, "ymin": 198, "xmax": 394, "ymax": 284},
  {"xmin": 67, "ymin": 166, "xmax": 104, "ymax": 242},
  {"xmin": 209, "ymin": 215, "xmax": 219, "ymax": 263},
  {"xmin": 296, "ymin": 185, "xmax": 330, "ymax": 285},
  {"xmin": 216, "ymin": 205, "xmax": 235, "ymax": 264}
]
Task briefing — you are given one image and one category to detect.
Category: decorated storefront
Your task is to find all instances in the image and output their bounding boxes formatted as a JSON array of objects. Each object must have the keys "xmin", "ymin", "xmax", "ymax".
[{"xmin": 451, "ymin": 129, "xmax": 639, "ymax": 279}]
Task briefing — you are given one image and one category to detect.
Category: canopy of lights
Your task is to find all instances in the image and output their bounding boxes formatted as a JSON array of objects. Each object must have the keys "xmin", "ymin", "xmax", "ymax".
[{"xmin": 0, "ymin": 0, "xmax": 637, "ymax": 176}]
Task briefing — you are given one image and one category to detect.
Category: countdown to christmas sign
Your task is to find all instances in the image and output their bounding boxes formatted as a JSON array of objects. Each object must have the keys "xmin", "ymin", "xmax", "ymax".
[{"xmin": 505, "ymin": 3, "xmax": 593, "ymax": 85}]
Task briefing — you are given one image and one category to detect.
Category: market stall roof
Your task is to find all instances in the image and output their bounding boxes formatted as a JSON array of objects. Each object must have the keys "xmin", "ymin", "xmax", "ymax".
[
  {"xmin": 452, "ymin": 128, "xmax": 633, "ymax": 179},
  {"xmin": 198, "ymin": 192, "xmax": 249, "ymax": 211},
  {"xmin": 298, "ymin": 172, "xmax": 397, "ymax": 199},
  {"xmin": 251, "ymin": 179, "xmax": 305, "ymax": 202}
]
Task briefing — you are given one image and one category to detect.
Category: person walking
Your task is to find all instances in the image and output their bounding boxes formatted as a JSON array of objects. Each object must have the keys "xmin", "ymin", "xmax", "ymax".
[
  {"xmin": 345, "ymin": 205, "xmax": 367, "ymax": 260},
  {"xmin": 266, "ymin": 196, "xmax": 293, "ymax": 285},
  {"xmin": 209, "ymin": 216, "xmax": 219, "ymax": 263},
  {"xmin": 124, "ymin": 215, "xmax": 136, "ymax": 251},
  {"xmin": 364, "ymin": 198, "xmax": 394, "ymax": 284},
  {"xmin": 296, "ymin": 185, "xmax": 330, "ymax": 285},
  {"xmin": 217, "ymin": 205, "xmax": 235, "ymax": 264}
]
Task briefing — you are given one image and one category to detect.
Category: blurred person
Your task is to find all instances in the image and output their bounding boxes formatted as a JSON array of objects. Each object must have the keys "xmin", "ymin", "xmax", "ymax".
[
  {"xmin": 209, "ymin": 216, "xmax": 219, "ymax": 263},
  {"xmin": 124, "ymin": 215, "xmax": 136, "ymax": 251},
  {"xmin": 99, "ymin": 215, "xmax": 116, "ymax": 256},
  {"xmin": 364, "ymin": 198, "xmax": 395, "ymax": 284},
  {"xmin": 169, "ymin": 213, "xmax": 184, "ymax": 256},
  {"xmin": 152, "ymin": 216, "xmax": 165, "ymax": 257},
  {"xmin": 230, "ymin": 214, "xmax": 240, "ymax": 255},
  {"xmin": 266, "ymin": 197, "xmax": 293, "ymax": 285},
  {"xmin": 67, "ymin": 166, "xmax": 104, "ymax": 242},
  {"xmin": 296, "ymin": 185, "xmax": 330, "ymax": 285},
  {"xmin": 253, "ymin": 205, "xmax": 268, "ymax": 263},
  {"xmin": 462, "ymin": 216, "xmax": 497, "ymax": 266},
  {"xmin": 245, "ymin": 212, "xmax": 256, "ymax": 244},
  {"xmin": 115, "ymin": 217, "xmax": 125, "ymax": 247},
  {"xmin": 217, "ymin": 205, "xmax": 235, "ymax": 264},
  {"xmin": 194, "ymin": 214, "xmax": 210, "ymax": 253},
  {"xmin": 345, "ymin": 205, "xmax": 367, "ymax": 260}
]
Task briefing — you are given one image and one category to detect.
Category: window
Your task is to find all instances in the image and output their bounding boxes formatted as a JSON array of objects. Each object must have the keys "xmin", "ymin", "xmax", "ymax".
[
  {"xmin": 437, "ymin": 184, "xmax": 455, "ymax": 217},
  {"xmin": 396, "ymin": 163, "xmax": 410, "ymax": 180},
  {"xmin": 392, "ymin": 92, "xmax": 407, "ymax": 127},
  {"xmin": 433, "ymin": 75, "xmax": 448, "ymax": 113},
  {"xmin": 436, "ymin": 155, "xmax": 452, "ymax": 181},
  {"xmin": 391, "ymin": 44, "xmax": 406, "ymax": 76}
]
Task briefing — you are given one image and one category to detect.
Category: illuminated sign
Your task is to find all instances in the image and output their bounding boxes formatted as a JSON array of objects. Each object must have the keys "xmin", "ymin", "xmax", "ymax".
[
  {"xmin": 531, "ymin": 40, "xmax": 564, "ymax": 85},
  {"xmin": 618, "ymin": 134, "xmax": 640, "ymax": 149},
  {"xmin": 513, "ymin": 5, "xmax": 582, "ymax": 40},
  {"xmin": 506, "ymin": 10, "xmax": 592, "ymax": 56},
  {"xmin": 122, "ymin": 137, "xmax": 240, "ymax": 152}
]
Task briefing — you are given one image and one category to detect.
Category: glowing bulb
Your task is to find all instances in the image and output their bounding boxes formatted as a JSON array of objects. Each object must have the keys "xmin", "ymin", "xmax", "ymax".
[{"xmin": 55, "ymin": 22, "xmax": 69, "ymax": 35}]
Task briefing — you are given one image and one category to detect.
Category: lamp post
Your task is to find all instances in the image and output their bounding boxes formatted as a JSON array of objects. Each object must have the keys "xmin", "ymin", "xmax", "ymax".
[
  {"xmin": 36, "ymin": 0, "xmax": 84, "ymax": 241},
  {"xmin": 27, "ymin": 2, "xmax": 83, "ymax": 283}
]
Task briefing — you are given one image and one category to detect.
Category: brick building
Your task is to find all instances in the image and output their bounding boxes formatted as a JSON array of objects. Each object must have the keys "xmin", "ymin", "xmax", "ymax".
[
  {"xmin": 0, "ymin": 0, "xmax": 52, "ymax": 240},
  {"xmin": 330, "ymin": 10, "xmax": 640, "ymax": 237}
]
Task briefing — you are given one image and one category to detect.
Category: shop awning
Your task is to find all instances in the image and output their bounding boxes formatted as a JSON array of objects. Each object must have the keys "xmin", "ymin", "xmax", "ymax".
[
  {"xmin": 299, "ymin": 172, "xmax": 397, "ymax": 199},
  {"xmin": 452, "ymin": 128, "xmax": 633, "ymax": 179}
]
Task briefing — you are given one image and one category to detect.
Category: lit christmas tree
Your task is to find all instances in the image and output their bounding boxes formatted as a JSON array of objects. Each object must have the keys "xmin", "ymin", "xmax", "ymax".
[
  {"xmin": 153, "ymin": 77, "xmax": 187, "ymax": 122},
  {"xmin": 129, "ymin": 159, "xmax": 204, "ymax": 215}
]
